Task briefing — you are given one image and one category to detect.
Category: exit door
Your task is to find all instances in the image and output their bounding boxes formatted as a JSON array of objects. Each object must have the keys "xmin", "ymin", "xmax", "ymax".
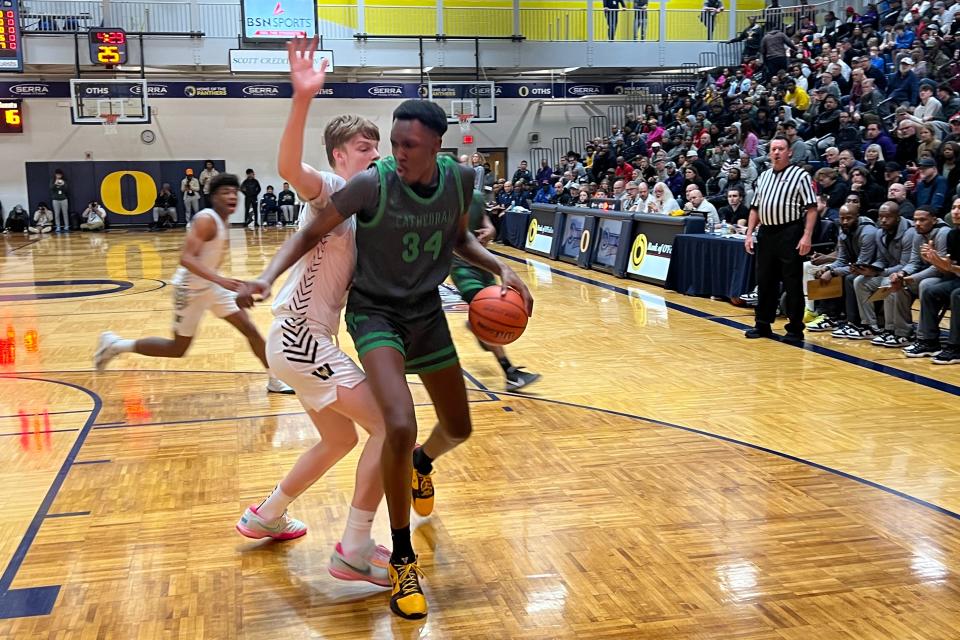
[{"xmin": 477, "ymin": 147, "xmax": 508, "ymax": 182}]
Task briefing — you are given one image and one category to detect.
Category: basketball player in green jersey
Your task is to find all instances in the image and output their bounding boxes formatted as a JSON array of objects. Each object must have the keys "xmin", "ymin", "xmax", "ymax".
[
  {"xmin": 238, "ymin": 91, "xmax": 533, "ymax": 619},
  {"xmin": 450, "ymin": 190, "xmax": 541, "ymax": 390}
]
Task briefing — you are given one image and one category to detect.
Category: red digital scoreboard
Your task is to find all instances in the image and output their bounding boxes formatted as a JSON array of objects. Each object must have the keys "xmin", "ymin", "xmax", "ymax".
[
  {"xmin": 0, "ymin": 0, "xmax": 23, "ymax": 73},
  {"xmin": 0, "ymin": 100, "xmax": 23, "ymax": 133},
  {"xmin": 88, "ymin": 28, "xmax": 128, "ymax": 66}
]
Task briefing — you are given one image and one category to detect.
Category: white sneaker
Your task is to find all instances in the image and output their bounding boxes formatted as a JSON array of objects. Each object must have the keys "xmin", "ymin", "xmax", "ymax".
[
  {"xmin": 807, "ymin": 316, "xmax": 839, "ymax": 332},
  {"xmin": 883, "ymin": 334, "xmax": 911, "ymax": 348},
  {"xmin": 236, "ymin": 505, "xmax": 307, "ymax": 540},
  {"xmin": 94, "ymin": 331, "xmax": 121, "ymax": 372},
  {"xmin": 328, "ymin": 540, "xmax": 391, "ymax": 587},
  {"xmin": 870, "ymin": 331, "xmax": 891, "ymax": 346},
  {"xmin": 266, "ymin": 376, "xmax": 295, "ymax": 394},
  {"xmin": 830, "ymin": 324, "xmax": 850, "ymax": 339},
  {"xmin": 845, "ymin": 325, "xmax": 876, "ymax": 340}
]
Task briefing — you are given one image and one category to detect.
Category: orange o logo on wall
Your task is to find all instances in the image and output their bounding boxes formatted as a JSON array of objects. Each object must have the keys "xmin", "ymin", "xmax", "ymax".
[{"xmin": 100, "ymin": 171, "xmax": 158, "ymax": 215}]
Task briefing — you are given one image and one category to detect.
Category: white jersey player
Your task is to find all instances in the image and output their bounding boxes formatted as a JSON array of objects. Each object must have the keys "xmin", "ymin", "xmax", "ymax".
[
  {"xmin": 93, "ymin": 174, "xmax": 294, "ymax": 395},
  {"xmin": 234, "ymin": 41, "xmax": 393, "ymax": 588}
]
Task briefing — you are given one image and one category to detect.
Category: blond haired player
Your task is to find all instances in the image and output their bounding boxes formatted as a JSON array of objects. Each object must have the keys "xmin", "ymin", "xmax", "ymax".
[{"xmin": 235, "ymin": 39, "xmax": 394, "ymax": 587}]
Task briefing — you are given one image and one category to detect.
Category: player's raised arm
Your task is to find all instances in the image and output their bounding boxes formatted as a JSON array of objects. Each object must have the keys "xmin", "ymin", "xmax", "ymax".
[
  {"xmin": 238, "ymin": 37, "xmax": 345, "ymax": 307},
  {"xmin": 278, "ymin": 36, "xmax": 328, "ymax": 201}
]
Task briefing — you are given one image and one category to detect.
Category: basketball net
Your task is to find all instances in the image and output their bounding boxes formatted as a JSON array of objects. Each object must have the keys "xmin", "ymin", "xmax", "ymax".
[
  {"xmin": 102, "ymin": 114, "xmax": 119, "ymax": 136},
  {"xmin": 458, "ymin": 113, "xmax": 474, "ymax": 135}
]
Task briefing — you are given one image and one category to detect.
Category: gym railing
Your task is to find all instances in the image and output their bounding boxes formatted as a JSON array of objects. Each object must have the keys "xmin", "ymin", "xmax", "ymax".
[{"xmin": 21, "ymin": 0, "xmax": 843, "ymax": 43}]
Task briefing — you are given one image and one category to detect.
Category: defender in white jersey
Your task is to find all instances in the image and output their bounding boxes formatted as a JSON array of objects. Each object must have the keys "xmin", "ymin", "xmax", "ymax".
[
  {"xmin": 264, "ymin": 170, "xmax": 361, "ymax": 410},
  {"xmin": 235, "ymin": 44, "xmax": 394, "ymax": 588},
  {"xmin": 93, "ymin": 174, "xmax": 293, "ymax": 394}
]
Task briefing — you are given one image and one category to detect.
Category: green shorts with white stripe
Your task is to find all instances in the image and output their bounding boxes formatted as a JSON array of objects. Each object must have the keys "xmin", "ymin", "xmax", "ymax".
[
  {"xmin": 345, "ymin": 302, "xmax": 459, "ymax": 375},
  {"xmin": 450, "ymin": 264, "xmax": 496, "ymax": 304}
]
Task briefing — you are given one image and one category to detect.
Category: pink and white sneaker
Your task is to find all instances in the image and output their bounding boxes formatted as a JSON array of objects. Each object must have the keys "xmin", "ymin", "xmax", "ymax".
[
  {"xmin": 328, "ymin": 540, "xmax": 392, "ymax": 587},
  {"xmin": 236, "ymin": 505, "xmax": 307, "ymax": 541}
]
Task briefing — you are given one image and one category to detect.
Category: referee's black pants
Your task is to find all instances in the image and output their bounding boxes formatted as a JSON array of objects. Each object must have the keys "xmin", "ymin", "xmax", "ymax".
[
  {"xmin": 755, "ymin": 220, "xmax": 805, "ymax": 336},
  {"xmin": 244, "ymin": 199, "xmax": 259, "ymax": 226}
]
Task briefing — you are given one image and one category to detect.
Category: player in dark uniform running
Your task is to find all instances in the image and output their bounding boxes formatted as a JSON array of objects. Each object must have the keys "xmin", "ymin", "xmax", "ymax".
[
  {"xmin": 238, "ymin": 65, "xmax": 533, "ymax": 619},
  {"xmin": 450, "ymin": 190, "xmax": 541, "ymax": 390}
]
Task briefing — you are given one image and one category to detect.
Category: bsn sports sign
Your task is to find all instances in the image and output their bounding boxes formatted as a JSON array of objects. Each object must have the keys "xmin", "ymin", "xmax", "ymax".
[{"xmin": 241, "ymin": 0, "xmax": 317, "ymax": 41}]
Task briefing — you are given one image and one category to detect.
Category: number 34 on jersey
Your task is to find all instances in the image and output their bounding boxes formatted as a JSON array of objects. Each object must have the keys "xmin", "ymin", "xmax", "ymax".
[{"xmin": 401, "ymin": 230, "xmax": 443, "ymax": 263}]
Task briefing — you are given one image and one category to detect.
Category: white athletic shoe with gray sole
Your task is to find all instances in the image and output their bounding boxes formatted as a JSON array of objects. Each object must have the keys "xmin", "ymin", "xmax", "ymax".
[{"xmin": 94, "ymin": 331, "xmax": 121, "ymax": 372}]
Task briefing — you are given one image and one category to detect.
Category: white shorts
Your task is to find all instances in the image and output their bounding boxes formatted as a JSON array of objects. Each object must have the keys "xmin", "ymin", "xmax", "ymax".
[
  {"xmin": 172, "ymin": 284, "xmax": 240, "ymax": 337},
  {"xmin": 267, "ymin": 316, "xmax": 365, "ymax": 412}
]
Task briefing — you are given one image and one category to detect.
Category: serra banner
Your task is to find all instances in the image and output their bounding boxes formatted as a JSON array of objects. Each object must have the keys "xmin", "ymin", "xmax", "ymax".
[{"xmin": 0, "ymin": 81, "xmax": 691, "ymax": 101}]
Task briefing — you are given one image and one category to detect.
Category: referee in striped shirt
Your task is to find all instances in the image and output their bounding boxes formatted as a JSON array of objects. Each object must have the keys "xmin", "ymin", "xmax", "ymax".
[{"xmin": 744, "ymin": 136, "xmax": 818, "ymax": 344}]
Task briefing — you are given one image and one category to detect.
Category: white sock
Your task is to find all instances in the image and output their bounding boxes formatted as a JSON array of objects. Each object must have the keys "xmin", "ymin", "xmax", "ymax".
[
  {"xmin": 805, "ymin": 299, "xmax": 815, "ymax": 312},
  {"xmin": 258, "ymin": 485, "xmax": 295, "ymax": 521},
  {"xmin": 341, "ymin": 506, "xmax": 376, "ymax": 556},
  {"xmin": 114, "ymin": 339, "xmax": 136, "ymax": 353}
]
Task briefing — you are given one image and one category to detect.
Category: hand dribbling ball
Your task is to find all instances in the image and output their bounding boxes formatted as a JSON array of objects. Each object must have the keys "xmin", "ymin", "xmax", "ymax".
[{"xmin": 468, "ymin": 286, "xmax": 528, "ymax": 346}]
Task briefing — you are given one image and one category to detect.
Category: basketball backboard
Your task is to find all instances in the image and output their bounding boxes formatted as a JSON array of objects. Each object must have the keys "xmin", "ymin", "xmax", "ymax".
[
  {"xmin": 427, "ymin": 81, "xmax": 496, "ymax": 124},
  {"xmin": 70, "ymin": 79, "xmax": 150, "ymax": 125}
]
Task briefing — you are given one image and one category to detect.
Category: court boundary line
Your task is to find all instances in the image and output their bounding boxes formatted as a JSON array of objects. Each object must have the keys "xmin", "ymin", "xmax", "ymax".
[
  {"xmin": 90, "ymin": 399, "xmax": 499, "ymax": 432},
  {"xmin": 7, "ymin": 367, "xmax": 953, "ymax": 530},
  {"xmin": 0, "ymin": 278, "xmax": 167, "ymax": 305},
  {"xmin": 0, "ymin": 376, "xmax": 102, "ymax": 619},
  {"xmin": 10, "ymin": 368, "xmax": 272, "ymax": 376},
  {"xmin": 0, "ymin": 428, "xmax": 80, "ymax": 438},
  {"xmin": 480, "ymin": 386, "xmax": 960, "ymax": 522},
  {"xmin": 0, "ymin": 366, "xmax": 957, "ymax": 623},
  {"xmin": 460, "ymin": 369, "xmax": 500, "ymax": 400},
  {"xmin": 0, "ymin": 279, "xmax": 134, "ymax": 302},
  {"xmin": 1, "ymin": 308, "xmax": 175, "ymax": 320},
  {"xmin": 492, "ymin": 249, "xmax": 960, "ymax": 397},
  {"xmin": 0, "ymin": 409, "xmax": 90, "ymax": 421},
  {"xmin": 3, "ymin": 238, "xmax": 41, "ymax": 254}
]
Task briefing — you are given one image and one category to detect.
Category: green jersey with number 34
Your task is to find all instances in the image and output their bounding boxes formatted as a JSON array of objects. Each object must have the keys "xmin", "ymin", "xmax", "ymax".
[{"xmin": 334, "ymin": 154, "xmax": 472, "ymax": 307}]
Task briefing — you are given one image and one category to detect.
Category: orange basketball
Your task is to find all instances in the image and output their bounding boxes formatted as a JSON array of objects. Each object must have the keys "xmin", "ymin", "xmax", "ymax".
[{"xmin": 468, "ymin": 286, "xmax": 528, "ymax": 346}]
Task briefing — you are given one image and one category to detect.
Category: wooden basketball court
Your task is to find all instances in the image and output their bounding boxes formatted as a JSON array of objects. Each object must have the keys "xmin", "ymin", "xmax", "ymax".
[{"xmin": 1, "ymin": 229, "xmax": 959, "ymax": 639}]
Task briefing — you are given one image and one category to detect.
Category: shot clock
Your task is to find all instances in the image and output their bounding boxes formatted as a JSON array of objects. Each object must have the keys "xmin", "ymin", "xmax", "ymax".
[
  {"xmin": 0, "ymin": 100, "xmax": 23, "ymax": 134},
  {"xmin": 88, "ymin": 28, "xmax": 128, "ymax": 66}
]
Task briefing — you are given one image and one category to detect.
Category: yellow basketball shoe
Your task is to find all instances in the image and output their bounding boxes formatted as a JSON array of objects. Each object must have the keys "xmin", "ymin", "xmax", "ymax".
[
  {"xmin": 389, "ymin": 558, "xmax": 428, "ymax": 619},
  {"xmin": 411, "ymin": 448, "xmax": 435, "ymax": 517}
]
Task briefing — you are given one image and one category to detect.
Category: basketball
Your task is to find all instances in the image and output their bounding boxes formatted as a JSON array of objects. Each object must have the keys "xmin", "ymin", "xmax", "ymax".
[{"xmin": 468, "ymin": 286, "xmax": 528, "ymax": 346}]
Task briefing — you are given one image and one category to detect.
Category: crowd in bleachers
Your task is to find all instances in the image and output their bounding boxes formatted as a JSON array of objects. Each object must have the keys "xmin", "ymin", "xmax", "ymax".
[
  {"xmin": 491, "ymin": 1, "xmax": 960, "ymax": 223},
  {"xmin": 485, "ymin": 0, "xmax": 960, "ymax": 363}
]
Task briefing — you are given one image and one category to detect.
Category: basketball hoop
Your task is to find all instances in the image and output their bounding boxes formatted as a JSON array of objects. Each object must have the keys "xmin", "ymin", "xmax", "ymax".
[
  {"xmin": 102, "ymin": 113, "xmax": 119, "ymax": 136},
  {"xmin": 458, "ymin": 113, "xmax": 474, "ymax": 135}
]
